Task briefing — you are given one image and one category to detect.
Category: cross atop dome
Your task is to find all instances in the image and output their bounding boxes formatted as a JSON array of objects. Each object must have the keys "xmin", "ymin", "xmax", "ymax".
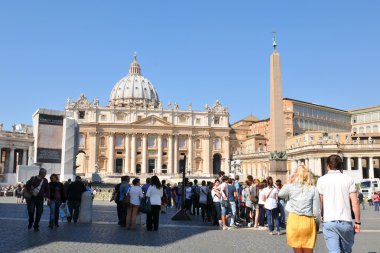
[{"xmin": 129, "ymin": 52, "xmax": 141, "ymax": 75}]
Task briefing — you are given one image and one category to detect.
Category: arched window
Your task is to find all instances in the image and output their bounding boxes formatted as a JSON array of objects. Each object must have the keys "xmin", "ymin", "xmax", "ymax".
[
  {"xmin": 179, "ymin": 137, "xmax": 186, "ymax": 148},
  {"xmin": 359, "ymin": 127, "xmax": 364, "ymax": 133},
  {"xmin": 373, "ymin": 125, "xmax": 379, "ymax": 133},
  {"xmin": 352, "ymin": 127, "xmax": 358, "ymax": 133},
  {"xmin": 366, "ymin": 126, "xmax": 371, "ymax": 133}
]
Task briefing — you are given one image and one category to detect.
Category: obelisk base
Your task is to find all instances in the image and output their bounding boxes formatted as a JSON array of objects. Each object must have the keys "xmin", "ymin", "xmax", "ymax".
[{"xmin": 270, "ymin": 160, "xmax": 288, "ymax": 182}]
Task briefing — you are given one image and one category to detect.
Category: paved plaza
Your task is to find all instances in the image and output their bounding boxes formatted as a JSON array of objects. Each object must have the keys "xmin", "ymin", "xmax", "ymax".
[{"xmin": 0, "ymin": 198, "xmax": 379, "ymax": 253}]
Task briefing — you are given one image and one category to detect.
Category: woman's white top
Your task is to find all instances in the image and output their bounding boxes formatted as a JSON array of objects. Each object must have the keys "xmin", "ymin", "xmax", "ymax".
[
  {"xmin": 146, "ymin": 185, "xmax": 163, "ymax": 205},
  {"xmin": 129, "ymin": 186, "xmax": 143, "ymax": 206},
  {"xmin": 258, "ymin": 190, "xmax": 265, "ymax": 205}
]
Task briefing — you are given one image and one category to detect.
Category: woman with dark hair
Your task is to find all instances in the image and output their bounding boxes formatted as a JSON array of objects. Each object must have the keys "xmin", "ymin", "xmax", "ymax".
[
  {"xmin": 262, "ymin": 177, "xmax": 280, "ymax": 235},
  {"xmin": 146, "ymin": 176, "xmax": 163, "ymax": 231},
  {"xmin": 199, "ymin": 180, "xmax": 209, "ymax": 222},
  {"xmin": 48, "ymin": 174, "xmax": 65, "ymax": 229}
]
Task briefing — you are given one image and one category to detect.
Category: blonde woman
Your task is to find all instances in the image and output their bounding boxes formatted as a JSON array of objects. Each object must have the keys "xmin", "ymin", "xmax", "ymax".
[{"xmin": 278, "ymin": 166, "xmax": 320, "ymax": 253}]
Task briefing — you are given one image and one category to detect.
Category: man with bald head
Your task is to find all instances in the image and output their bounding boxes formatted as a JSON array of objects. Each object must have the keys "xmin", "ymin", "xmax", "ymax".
[{"xmin": 26, "ymin": 168, "xmax": 49, "ymax": 231}]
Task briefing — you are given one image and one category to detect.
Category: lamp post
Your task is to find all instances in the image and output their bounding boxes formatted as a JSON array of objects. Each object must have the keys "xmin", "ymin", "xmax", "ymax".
[{"xmin": 172, "ymin": 155, "xmax": 191, "ymax": 220}]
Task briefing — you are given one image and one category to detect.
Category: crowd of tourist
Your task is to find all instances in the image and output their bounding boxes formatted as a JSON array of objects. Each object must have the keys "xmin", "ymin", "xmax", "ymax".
[{"xmin": 4, "ymin": 154, "xmax": 376, "ymax": 252}]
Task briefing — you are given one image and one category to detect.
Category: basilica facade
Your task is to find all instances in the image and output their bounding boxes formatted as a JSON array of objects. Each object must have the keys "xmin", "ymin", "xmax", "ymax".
[{"xmin": 65, "ymin": 55, "xmax": 230, "ymax": 181}]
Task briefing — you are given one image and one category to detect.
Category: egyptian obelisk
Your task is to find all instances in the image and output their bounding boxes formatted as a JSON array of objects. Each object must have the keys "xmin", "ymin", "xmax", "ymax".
[{"xmin": 269, "ymin": 33, "xmax": 287, "ymax": 181}]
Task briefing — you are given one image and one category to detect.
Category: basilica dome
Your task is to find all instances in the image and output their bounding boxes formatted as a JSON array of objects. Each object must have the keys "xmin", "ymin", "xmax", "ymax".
[{"xmin": 109, "ymin": 54, "xmax": 160, "ymax": 108}]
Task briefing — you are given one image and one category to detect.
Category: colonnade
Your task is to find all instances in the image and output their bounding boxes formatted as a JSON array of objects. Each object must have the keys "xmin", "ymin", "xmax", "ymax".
[{"xmin": 0, "ymin": 147, "xmax": 29, "ymax": 174}]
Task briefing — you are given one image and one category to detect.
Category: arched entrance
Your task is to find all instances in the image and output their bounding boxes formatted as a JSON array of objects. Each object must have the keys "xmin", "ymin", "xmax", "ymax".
[{"xmin": 213, "ymin": 154, "xmax": 221, "ymax": 175}]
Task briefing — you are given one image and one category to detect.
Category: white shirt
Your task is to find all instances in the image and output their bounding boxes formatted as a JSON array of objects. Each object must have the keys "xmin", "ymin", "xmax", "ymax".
[
  {"xmin": 317, "ymin": 170, "xmax": 356, "ymax": 222},
  {"xmin": 211, "ymin": 188, "xmax": 221, "ymax": 202},
  {"xmin": 146, "ymin": 185, "xmax": 163, "ymax": 205},
  {"xmin": 129, "ymin": 186, "xmax": 143, "ymax": 206},
  {"xmin": 261, "ymin": 186, "xmax": 278, "ymax": 210},
  {"xmin": 258, "ymin": 190, "xmax": 266, "ymax": 205}
]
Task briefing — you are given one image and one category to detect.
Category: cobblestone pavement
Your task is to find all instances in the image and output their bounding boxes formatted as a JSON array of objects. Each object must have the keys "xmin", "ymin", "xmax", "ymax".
[{"xmin": 0, "ymin": 198, "xmax": 379, "ymax": 253}]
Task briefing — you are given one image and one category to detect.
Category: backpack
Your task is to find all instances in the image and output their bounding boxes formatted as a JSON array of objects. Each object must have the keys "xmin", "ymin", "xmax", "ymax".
[{"xmin": 192, "ymin": 186, "xmax": 200, "ymax": 200}]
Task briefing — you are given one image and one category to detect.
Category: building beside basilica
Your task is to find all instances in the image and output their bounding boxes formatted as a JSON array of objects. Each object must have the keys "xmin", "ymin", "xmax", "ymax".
[{"xmin": 65, "ymin": 55, "xmax": 230, "ymax": 181}]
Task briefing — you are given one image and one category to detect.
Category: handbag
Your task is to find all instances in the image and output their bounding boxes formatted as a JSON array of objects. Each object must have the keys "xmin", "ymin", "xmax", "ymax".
[
  {"xmin": 140, "ymin": 197, "xmax": 151, "ymax": 213},
  {"xmin": 123, "ymin": 188, "xmax": 131, "ymax": 205}
]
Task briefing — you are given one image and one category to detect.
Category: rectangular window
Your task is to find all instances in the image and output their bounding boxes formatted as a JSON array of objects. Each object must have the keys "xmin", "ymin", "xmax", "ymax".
[
  {"xmin": 137, "ymin": 116, "xmax": 142, "ymax": 120},
  {"xmin": 214, "ymin": 117, "xmax": 220, "ymax": 125},
  {"xmin": 101, "ymin": 115, "xmax": 107, "ymax": 121},
  {"xmin": 163, "ymin": 117, "xmax": 168, "ymax": 121},
  {"xmin": 196, "ymin": 118, "xmax": 201, "ymax": 124},
  {"xmin": 179, "ymin": 137, "xmax": 186, "ymax": 148},
  {"xmin": 116, "ymin": 135, "xmax": 123, "ymax": 147},
  {"xmin": 149, "ymin": 135, "xmax": 155, "ymax": 147}
]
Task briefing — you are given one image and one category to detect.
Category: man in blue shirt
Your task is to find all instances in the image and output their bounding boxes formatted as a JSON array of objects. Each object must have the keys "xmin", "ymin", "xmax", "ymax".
[{"xmin": 115, "ymin": 176, "xmax": 130, "ymax": 227}]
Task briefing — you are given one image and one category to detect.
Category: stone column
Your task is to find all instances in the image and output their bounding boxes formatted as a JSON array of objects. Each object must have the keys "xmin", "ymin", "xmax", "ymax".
[
  {"xmin": 308, "ymin": 158, "xmax": 315, "ymax": 175},
  {"xmin": 88, "ymin": 132, "xmax": 99, "ymax": 174},
  {"xmin": 130, "ymin": 134, "xmax": 136, "ymax": 174},
  {"xmin": 316, "ymin": 158, "xmax": 322, "ymax": 176},
  {"xmin": 358, "ymin": 157, "xmax": 363, "ymax": 179},
  {"xmin": 291, "ymin": 160, "xmax": 298, "ymax": 171},
  {"xmin": 22, "ymin": 149, "xmax": 28, "ymax": 165},
  {"xmin": 107, "ymin": 133, "xmax": 115, "ymax": 174},
  {"xmin": 142, "ymin": 134, "xmax": 147, "ymax": 174},
  {"xmin": 257, "ymin": 163, "xmax": 262, "ymax": 178},
  {"xmin": 346, "ymin": 157, "xmax": 352, "ymax": 171},
  {"xmin": 8, "ymin": 147, "xmax": 15, "ymax": 173},
  {"xmin": 157, "ymin": 135, "xmax": 162, "ymax": 174},
  {"xmin": 174, "ymin": 135, "xmax": 179, "ymax": 174},
  {"xmin": 203, "ymin": 136, "xmax": 210, "ymax": 175},
  {"xmin": 305, "ymin": 158, "xmax": 310, "ymax": 169},
  {"xmin": 188, "ymin": 135, "xmax": 193, "ymax": 173},
  {"xmin": 124, "ymin": 134, "xmax": 130, "ymax": 174},
  {"xmin": 369, "ymin": 157, "xmax": 374, "ymax": 179},
  {"xmin": 224, "ymin": 136, "xmax": 230, "ymax": 172},
  {"xmin": 168, "ymin": 135, "xmax": 173, "ymax": 174}
]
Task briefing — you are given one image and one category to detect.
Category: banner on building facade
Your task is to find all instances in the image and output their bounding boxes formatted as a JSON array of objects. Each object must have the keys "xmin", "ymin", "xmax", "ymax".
[{"xmin": 36, "ymin": 114, "xmax": 63, "ymax": 163}]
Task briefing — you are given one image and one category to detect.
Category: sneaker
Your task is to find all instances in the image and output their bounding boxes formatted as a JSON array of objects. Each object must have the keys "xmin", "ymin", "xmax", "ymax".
[
  {"xmin": 222, "ymin": 226, "xmax": 231, "ymax": 231},
  {"xmin": 231, "ymin": 224, "xmax": 238, "ymax": 228},
  {"xmin": 277, "ymin": 232, "xmax": 281, "ymax": 235},
  {"xmin": 269, "ymin": 232, "xmax": 274, "ymax": 235},
  {"xmin": 247, "ymin": 222, "xmax": 252, "ymax": 228}
]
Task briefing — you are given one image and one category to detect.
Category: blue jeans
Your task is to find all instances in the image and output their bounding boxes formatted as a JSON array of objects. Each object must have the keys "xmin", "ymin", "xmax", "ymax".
[
  {"xmin": 229, "ymin": 201, "xmax": 237, "ymax": 225},
  {"xmin": 323, "ymin": 221, "xmax": 355, "ymax": 253},
  {"xmin": 176, "ymin": 196, "xmax": 182, "ymax": 209},
  {"xmin": 374, "ymin": 201, "xmax": 379, "ymax": 211},
  {"xmin": 265, "ymin": 208, "xmax": 280, "ymax": 232},
  {"xmin": 278, "ymin": 199, "xmax": 286, "ymax": 225},
  {"xmin": 49, "ymin": 200, "xmax": 61, "ymax": 226}
]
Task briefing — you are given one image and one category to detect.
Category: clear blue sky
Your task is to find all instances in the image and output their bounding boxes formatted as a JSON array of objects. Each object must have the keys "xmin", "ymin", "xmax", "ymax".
[{"xmin": 1, "ymin": 1, "xmax": 379, "ymax": 129}]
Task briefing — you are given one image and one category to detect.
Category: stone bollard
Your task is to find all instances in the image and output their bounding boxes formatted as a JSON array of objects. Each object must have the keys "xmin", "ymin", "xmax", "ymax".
[{"xmin": 79, "ymin": 191, "xmax": 93, "ymax": 223}]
